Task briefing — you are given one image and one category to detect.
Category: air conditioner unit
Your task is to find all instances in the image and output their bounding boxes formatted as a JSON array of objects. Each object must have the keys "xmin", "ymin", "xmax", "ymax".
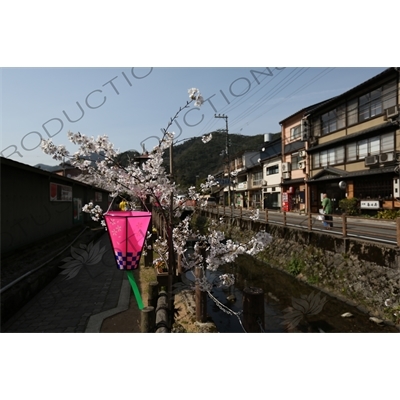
[
  {"xmin": 283, "ymin": 172, "xmax": 291, "ymax": 180},
  {"xmin": 298, "ymin": 160, "xmax": 306, "ymax": 170},
  {"xmin": 262, "ymin": 180, "xmax": 267, "ymax": 186},
  {"xmin": 309, "ymin": 137, "xmax": 318, "ymax": 145},
  {"xmin": 385, "ymin": 105, "xmax": 399, "ymax": 120},
  {"xmin": 379, "ymin": 152, "xmax": 394, "ymax": 163},
  {"xmin": 364, "ymin": 155, "xmax": 378, "ymax": 166},
  {"xmin": 282, "ymin": 162, "xmax": 291, "ymax": 172},
  {"xmin": 300, "ymin": 119, "xmax": 309, "ymax": 141},
  {"xmin": 299, "ymin": 150, "xmax": 306, "ymax": 158}
]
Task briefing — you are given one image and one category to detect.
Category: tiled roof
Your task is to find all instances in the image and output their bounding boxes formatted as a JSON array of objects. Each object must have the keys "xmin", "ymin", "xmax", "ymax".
[
  {"xmin": 308, "ymin": 165, "xmax": 395, "ymax": 182},
  {"xmin": 307, "ymin": 68, "xmax": 396, "ymax": 115},
  {"xmin": 279, "ymin": 98, "xmax": 336, "ymax": 124}
]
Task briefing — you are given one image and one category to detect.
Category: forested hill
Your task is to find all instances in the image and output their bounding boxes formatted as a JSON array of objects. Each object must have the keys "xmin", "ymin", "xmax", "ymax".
[
  {"xmin": 168, "ymin": 132, "xmax": 265, "ymax": 188},
  {"xmin": 117, "ymin": 131, "xmax": 279, "ymax": 189}
]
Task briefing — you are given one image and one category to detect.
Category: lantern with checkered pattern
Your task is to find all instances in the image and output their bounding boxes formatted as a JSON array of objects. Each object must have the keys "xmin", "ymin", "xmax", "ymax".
[{"xmin": 104, "ymin": 211, "xmax": 151, "ymax": 270}]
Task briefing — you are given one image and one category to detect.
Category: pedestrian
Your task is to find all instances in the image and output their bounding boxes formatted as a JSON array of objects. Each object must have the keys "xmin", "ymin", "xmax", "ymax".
[{"xmin": 321, "ymin": 193, "xmax": 333, "ymax": 229}]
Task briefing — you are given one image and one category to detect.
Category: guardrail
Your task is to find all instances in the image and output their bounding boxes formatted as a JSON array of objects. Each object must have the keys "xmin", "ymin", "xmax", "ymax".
[{"xmin": 201, "ymin": 206, "xmax": 400, "ymax": 246}]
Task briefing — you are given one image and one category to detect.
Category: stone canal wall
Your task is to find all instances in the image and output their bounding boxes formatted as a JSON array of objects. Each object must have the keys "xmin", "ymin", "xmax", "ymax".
[{"xmin": 212, "ymin": 216, "xmax": 400, "ymax": 325}]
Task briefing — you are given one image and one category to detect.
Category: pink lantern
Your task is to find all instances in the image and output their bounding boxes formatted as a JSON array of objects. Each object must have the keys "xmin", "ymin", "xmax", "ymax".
[{"xmin": 104, "ymin": 211, "xmax": 152, "ymax": 270}]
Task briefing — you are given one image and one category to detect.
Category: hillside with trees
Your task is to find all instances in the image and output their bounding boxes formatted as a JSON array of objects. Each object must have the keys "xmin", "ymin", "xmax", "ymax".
[
  {"xmin": 119, "ymin": 131, "xmax": 278, "ymax": 190},
  {"xmin": 36, "ymin": 132, "xmax": 277, "ymax": 191}
]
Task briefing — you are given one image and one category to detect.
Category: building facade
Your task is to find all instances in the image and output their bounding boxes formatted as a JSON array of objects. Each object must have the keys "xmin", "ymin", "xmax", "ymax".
[
  {"xmin": 1, "ymin": 157, "xmax": 110, "ymax": 253},
  {"xmin": 260, "ymin": 133, "xmax": 282, "ymax": 210},
  {"xmin": 231, "ymin": 150, "xmax": 260, "ymax": 208},
  {"xmin": 305, "ymin": 68, "xmax": 400, "ymax": 213}
]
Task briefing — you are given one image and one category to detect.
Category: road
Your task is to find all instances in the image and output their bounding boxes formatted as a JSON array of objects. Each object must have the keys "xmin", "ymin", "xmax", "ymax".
[{"xmin": 200, "ymin": 206, "xmax": 398, "ymax": 246}]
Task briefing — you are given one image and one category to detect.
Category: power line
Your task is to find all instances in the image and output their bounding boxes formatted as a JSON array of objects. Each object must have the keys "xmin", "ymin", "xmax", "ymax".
[
  {"xmin": 197, "ymin": 68, "xmax": 289, "ymax": 135},
  {"xmin": 234, "ymin": 68, "xmax": 335, "ymax": 134},
  {"xmin": 229, "ymin": 68, "xmax": 310, "ymax": 127}
]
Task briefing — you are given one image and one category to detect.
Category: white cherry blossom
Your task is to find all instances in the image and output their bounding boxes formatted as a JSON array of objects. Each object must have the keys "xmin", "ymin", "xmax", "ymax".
[{"xmin": 41, "ymin": 88, "xmax": 273, "ymax": 302}]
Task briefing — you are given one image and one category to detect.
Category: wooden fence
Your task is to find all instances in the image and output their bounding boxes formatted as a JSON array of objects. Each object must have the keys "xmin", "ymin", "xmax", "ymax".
[{"xmin": 201, "ymin": 205, "xmax": 400, "ymax": 247}]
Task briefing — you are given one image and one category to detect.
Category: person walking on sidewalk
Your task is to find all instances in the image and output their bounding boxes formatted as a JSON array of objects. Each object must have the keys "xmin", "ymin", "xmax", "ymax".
[{"xmin": 321, "ymin": 193, "xmax": 333, "ymax": 229}]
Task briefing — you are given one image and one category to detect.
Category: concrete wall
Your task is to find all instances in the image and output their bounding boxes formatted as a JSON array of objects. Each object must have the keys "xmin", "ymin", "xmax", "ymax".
[
  {"xmin": 1, "ymin": 157, "xmax": 110, "ymax": 253},
  {"xmin": 207, "ymin": 213, "xmax": 400, "ymax": 325}
]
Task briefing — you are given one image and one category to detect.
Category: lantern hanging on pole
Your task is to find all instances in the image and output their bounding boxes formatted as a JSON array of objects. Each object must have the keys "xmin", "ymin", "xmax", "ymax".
[
  {"xmin": 104, "ymin": 210, "xmax": 152, "ymax": 310},
  {"xmin": 104, "ymin": 211, "xmax": 151, "ymax": 270}
]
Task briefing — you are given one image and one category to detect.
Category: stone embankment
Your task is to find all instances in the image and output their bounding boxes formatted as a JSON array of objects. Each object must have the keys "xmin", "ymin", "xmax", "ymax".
[{"xmin": 222, "ymin": 222, "xmax": 400, "ymax": 327}]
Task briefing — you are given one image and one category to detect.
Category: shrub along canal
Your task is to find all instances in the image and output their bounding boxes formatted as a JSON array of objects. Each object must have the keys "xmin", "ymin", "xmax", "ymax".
[{"xmin": 204, "ymin": 255, "xmax": 398, "ymax": 333}]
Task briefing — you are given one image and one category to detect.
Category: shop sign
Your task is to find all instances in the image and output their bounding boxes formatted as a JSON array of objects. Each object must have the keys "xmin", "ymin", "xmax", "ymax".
[{"xmin": 360, "ymin": 200, "xmax": 380, "ymax": 209}]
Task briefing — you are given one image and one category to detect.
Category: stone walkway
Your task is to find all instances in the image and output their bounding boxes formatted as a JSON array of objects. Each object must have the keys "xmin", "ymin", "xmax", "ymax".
[{"xmin": 2, "ymin": 232, "xmax": 133, "ymax": 333}]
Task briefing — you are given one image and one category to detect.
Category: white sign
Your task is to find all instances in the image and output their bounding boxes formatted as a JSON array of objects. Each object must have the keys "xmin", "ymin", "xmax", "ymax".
[{"xmin": 360, "ymin": 200, "xmax": 380, "ymax": 209}]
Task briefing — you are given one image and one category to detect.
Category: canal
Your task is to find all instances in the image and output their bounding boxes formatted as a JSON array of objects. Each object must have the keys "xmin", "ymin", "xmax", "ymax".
[{"xmin": 202, "ymin": 255, "xmax": 398, "ymax": 333}]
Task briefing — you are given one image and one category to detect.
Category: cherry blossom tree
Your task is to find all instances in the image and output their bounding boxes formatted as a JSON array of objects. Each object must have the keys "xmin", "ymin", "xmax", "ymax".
[{"xmin": 41, "ymin": 88, "xmax": 272, "ymax": 325}]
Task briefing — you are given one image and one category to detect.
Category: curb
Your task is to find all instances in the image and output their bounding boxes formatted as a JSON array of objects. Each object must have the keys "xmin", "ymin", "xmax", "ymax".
[{"xmin": 85, "ymin": 278, "xmax": 131, "ymax": 333}]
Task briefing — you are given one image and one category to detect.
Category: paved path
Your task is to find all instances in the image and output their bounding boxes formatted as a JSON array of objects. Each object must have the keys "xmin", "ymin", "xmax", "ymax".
[{"xmin": 2, "ymin": 232, "xmax": 132, "ymax": 333}]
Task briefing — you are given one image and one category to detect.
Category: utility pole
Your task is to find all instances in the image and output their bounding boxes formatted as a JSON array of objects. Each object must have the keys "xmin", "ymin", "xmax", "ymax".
[{"xmin": 215, "ymin": 114, "xmax": 231, "ymax": 207}]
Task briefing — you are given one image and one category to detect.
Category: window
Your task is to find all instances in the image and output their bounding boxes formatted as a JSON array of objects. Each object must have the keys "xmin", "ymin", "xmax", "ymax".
[
  {"xmin": 359, "ymin": 89, "xmax": 382, "ymax": 121},
  {"xmin": 335, "ymin": 147, "xmax": 345, "ymax": 163},
  {"xmin": 50, "ymin": 183, "xmax": 72, "ymax": 201},
  {"xmin": 337, "ymin": 105, "xmax": 346, "ymax": 130},
  {"xmin": 312, "ymin": 153, "xmax": 319, "ymax": 169},
  {"xmin": 266, "ymin": 165, "xmax": 279, "ymax": 175},
  {"xmin": 381, "ymin": 132, "xmax": 394, "ymax": 153},
  {"xmin": 291, "ymin": 154, "xmax": 300, "ymax": 170},
  {"xmin": 355, "ymin": 177, "xmax": 393, "ymax": 200},
  {"xmin": 358, "ymin": 139, "xmax": 368, "ymax": 158},
  {"xmin": 252, "ymin": 171, "xmax": 263, "ymax": 186},
  {"xmin": 319, "ymin": 151, "xmax": 328, "ymax": 167},
  {"xmin": 322, "ymin": 111, "xmax": 336, "ymax": 135},
  {"xmin": 357, "ymin": 80, "xmax": 396, "ymax": 122},
  {"xmin": 312, "ymin": 146, "xmax": 345, "ymax": 168},
  {"xmin": 312, "ymin": 118, "xmax": 321, "ymax": 137},
  {"xmin": 369, "ymin": 136, "xmax": 380, "ymax": 155},
  {"xmin": 347, "ymin": 98, "xmax": 358, "ymax": 126},
  {"xmin": 345, "ymin": 133, "xmax": 395, "ymax": 161},
  {"xmin": 347, "ymin": 142, "xmax": 357, "ymax": 161},
  {"xmin": 317, "ymin": 80, "xmax": 397, "ymax": 133},
  {"xmin": 321, "ymin": 104, "xmax": 346, "ymax": 135},
  {"xmin": 290, "ymin": 125, "xmax": 301, "ymax": 140},
  {"xmin": 382, "ymin": 80, "xmax": 396, "ymax": 110}
]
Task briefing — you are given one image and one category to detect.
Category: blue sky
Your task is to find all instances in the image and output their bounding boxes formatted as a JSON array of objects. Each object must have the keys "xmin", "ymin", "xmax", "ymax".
[
  {"xmin": 1, "ymin": 1, "xmax": 399, "ymax": 390},
  {"xmin": 1, "ymin": 67, "xmax": 389, "ymax": 166}
]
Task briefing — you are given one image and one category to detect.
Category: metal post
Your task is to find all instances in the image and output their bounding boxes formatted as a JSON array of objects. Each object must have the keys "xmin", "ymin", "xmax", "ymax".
[{"xmin": 396, "ymin": 217, "xmax": 400, "ymax": 247}]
